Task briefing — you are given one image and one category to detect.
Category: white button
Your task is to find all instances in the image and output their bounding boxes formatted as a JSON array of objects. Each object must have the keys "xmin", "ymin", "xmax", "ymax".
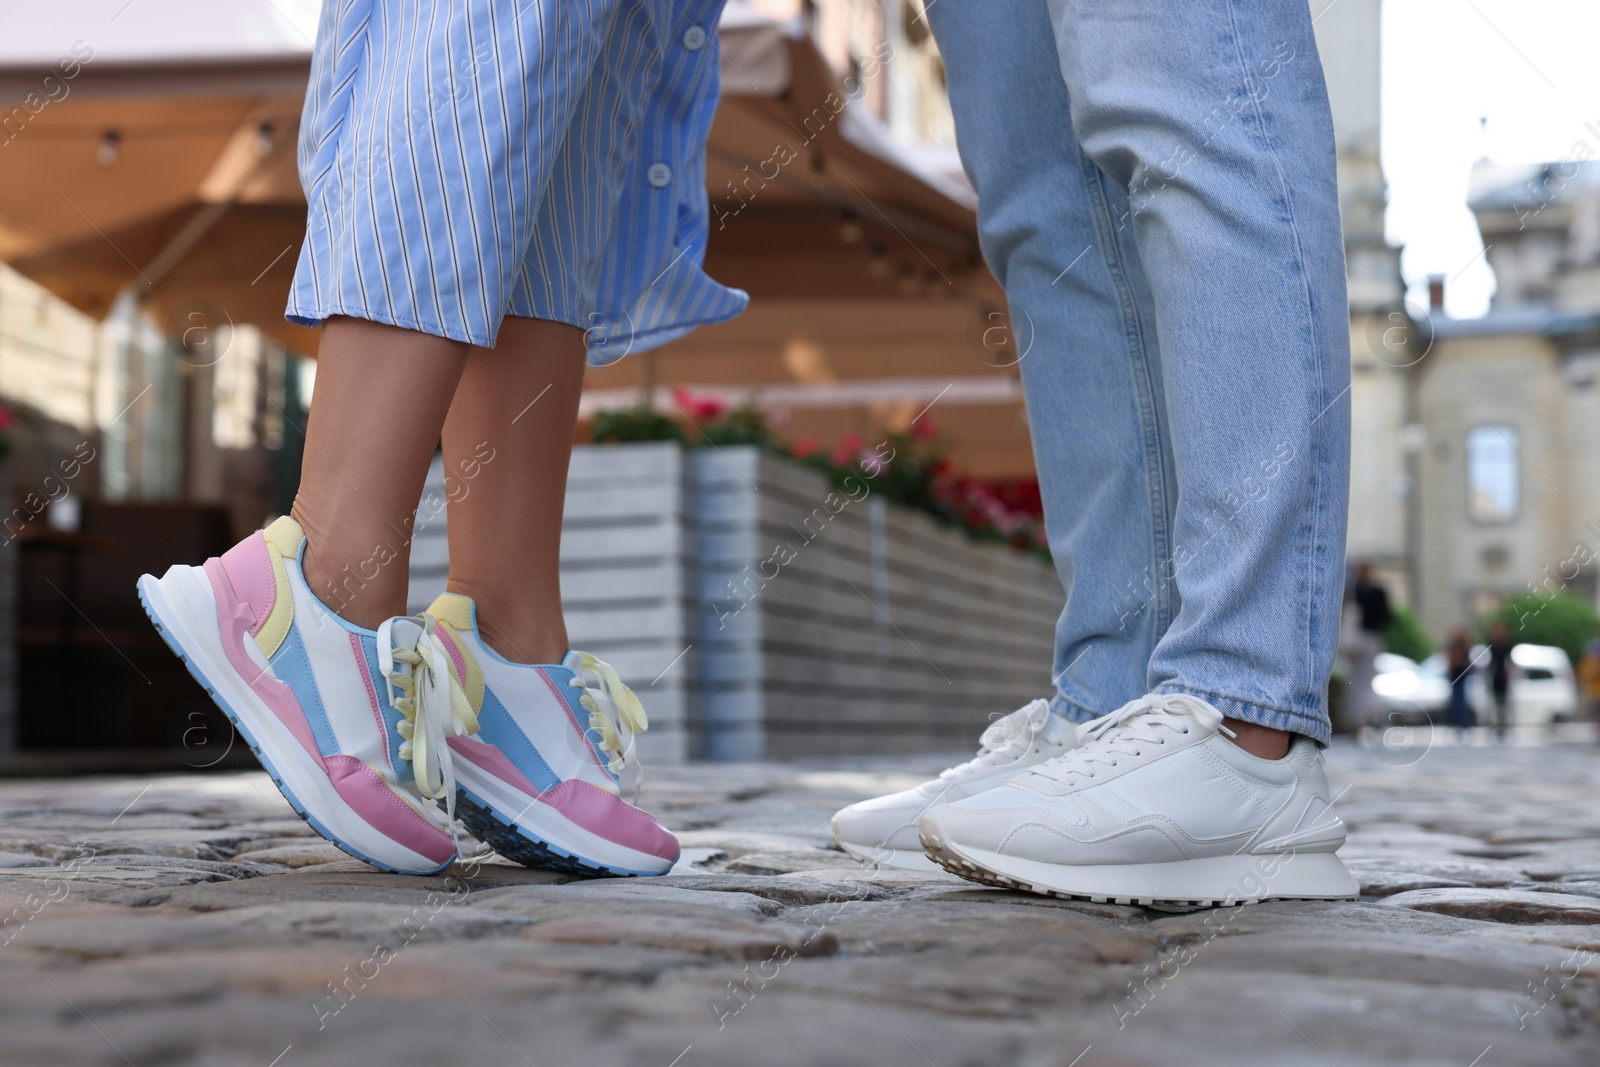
[
  {"xmin": 682, "ymin": 25, "xmax": 707, "ymax": 50},
  {"xmin": 647, "ymin": 162, "xmax": 672, "ymax": 188}
]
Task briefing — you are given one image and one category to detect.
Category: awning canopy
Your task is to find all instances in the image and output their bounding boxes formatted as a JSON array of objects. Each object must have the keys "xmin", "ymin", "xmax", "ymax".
[
  {"xmin": 1, "ymin": 1, "xmax": 1038, "ymax": 476},
  {"xmin": 0, "ymin": 1, "xmax": 987, "ymax": 343}
]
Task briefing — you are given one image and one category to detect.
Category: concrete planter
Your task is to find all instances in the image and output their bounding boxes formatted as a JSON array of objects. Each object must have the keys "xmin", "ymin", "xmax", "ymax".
[{"xmin": 408, "ymin": 442, "xmax": 1063, "ymax": 762}]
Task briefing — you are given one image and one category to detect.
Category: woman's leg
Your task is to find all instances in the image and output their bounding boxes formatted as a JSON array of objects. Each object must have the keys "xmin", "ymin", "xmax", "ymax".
[
  {"xmin": 291, "ymin": 316, "xmax": 471, "ymax": 627},
  {"xmin": 439, "ymin": 316, "xmax": 588, "ymax": 664}
]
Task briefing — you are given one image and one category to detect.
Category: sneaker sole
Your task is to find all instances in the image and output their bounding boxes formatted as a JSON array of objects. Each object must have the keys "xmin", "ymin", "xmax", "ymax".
[
  {"xmin": 138, "ymin": 570, "xmax": 452, "ymax": 876},
  {"xmin": 831, "ymin": 826, "xmax": 941, "ymax": 873},
  {"xmin": 452, "ymin": 788, "xmax": 667, "ymax": 878},
  {"xmin": 920, "ymin": 822, "xmax": 1359, "ymax": 906},
  {"xmin": 448, "ymin": 761, "xmax": 674, "ymax": 878}
]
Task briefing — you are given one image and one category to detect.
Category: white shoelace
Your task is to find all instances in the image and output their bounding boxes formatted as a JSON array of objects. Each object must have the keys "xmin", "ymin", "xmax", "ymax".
[
  {"xmin": 566, "ymin": 651, "xmax": 648, "ymax": 801},
  {"xmin": 376, "ymin": 614, "xmax": 480, "ymax": 836},
  {"xmin": 1030, "ymin": 692, "xmax": 1233, "ymax": 788},
  {"xmin": 938, "ymin": 699, "xmax": 1072, "ymax": 783}
]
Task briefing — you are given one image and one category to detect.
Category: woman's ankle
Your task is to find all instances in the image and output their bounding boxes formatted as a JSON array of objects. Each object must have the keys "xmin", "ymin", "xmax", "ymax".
[
  {"xmin": 463, "ymin": 602, "xmax": 568, "ymax": 664},
  {"xmin": 293, "ymin": 507, "xmax": 410, "ymax": 629}
]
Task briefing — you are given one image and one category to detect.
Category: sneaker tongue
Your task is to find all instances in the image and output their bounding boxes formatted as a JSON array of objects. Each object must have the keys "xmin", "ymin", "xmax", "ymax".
[
  {"xmin": 425, "ymin": 593, "xmax": 475, "ymax": 631},
  {"xmin": 1078, "ymin": 692, "xmax": 1224, "ymax": 745},
  {"xmin": 941, "ymin": 700, "xmax": 1062, "ymax": 782}
]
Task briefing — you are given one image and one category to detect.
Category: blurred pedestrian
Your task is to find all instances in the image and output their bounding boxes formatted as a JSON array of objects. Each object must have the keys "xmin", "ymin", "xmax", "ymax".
[
  {"xmin": 1578, "ymin": 626, "xmax": 1600, "ymax": 740},
  {"xmin": 1445, "ymin": 629, "xmax": 1476, "ymax": 739},
  {"xmin": 1344, "ymin": 563, "xmax": 1392, "ymax": 728},
  {"xmin": 1485, "ymin": 620, "xmax": 1515, "ymax": 741}
]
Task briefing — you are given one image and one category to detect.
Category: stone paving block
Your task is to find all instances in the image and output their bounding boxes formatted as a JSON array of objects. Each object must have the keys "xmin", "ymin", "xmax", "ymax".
[
  {"xmin": 673, "ymin": 829, "xmax": 836, "ymax": 856},
  {"xmin": 522, "ymin": 912, "xmax": 837, "ymax": 960},
  {"xmin": 724, "ymin": 847, "xmax": 871, "ymax": 875},
  {"xmin": 3, "ymin": 741, "xmax": 1600, "ymax": 1065},
  {"xmin": 229, "ymin": 842, "xmax": 349, "ymax": 867},
  {"xmin": 666, "ymin": 872, "xmax": 895, "ymax": 905},
  {"xmin": 0, "ymin": 850, "xmax": 51, "ymax": 868},
  {"xmin": 1379, "ymin": 887, "xmax": 1600, "ymax": 925}
]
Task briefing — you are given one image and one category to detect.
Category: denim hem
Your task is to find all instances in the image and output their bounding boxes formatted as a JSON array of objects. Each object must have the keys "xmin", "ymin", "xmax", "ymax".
[
  {"xmin": 1049, "ymin": 693, "xmax": 1110, "ymax": 726},
  {"xmin": 1154, "ymin": 683, "xmax": 1332, "ymax": 746}
]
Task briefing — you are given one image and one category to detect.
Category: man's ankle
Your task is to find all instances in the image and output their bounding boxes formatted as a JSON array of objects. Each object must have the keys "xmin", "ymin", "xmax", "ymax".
[{"xmin": 1222, "ymin": 718, "xmax": 1291, "ymax": 760}]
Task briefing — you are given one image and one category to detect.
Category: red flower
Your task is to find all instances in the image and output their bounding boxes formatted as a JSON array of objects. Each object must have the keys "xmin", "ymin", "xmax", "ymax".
[
  {"xmin": 0, "ymin": 405, "xmax": 11, "ymax": 431},
  {"xmin": 672, "ymin": 386, "xmax": 726, "ymax": 421},
  {"xmin": 831, "ymin": 433, "xmax": 863, "ymax": 467},
  {"xmin": 792, "ymin": 437, "xmax": 820, "ymax": 458},
  {"xmin": 910, "ymin": 417, "xmax": 938, "ymax": 441}
]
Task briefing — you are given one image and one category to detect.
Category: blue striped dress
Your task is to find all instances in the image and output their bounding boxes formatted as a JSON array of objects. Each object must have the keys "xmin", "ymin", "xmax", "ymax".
[{"xmin": 285, "ymin": 0, "xmax": 747, "ymax": 364}]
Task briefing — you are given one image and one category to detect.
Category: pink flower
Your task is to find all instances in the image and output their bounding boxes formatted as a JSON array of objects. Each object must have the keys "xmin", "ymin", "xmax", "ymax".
[
  {"xmin": 792, "ymin": 437, "xmax": 820, "ymax": 458},
  {"xmin": 910, "ymin": 417, "xmax": 938, "ymax": 442},
  {"xmin": 831, "ymin": 433, "xmax": 863, "ymax": 467},
  {"xmin": 672, "ymin": 386, "xmax": 725, "ymax": 421},
  {"xmin": 0, "ymin": 405, "xmax": 12, "ymax": 431}
]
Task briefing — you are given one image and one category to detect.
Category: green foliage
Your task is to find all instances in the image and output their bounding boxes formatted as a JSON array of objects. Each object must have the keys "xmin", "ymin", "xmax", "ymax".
[
  {"xmin": 589, "ymin": 405, "xmax": 688, "ymax": 446},
  {"xmin": 587, "ymin": 389, "xmax": 1048, "ymax": 559},
  {"xmin": 1479, "ymin": 592, "xmax": 1600, "ymax": 667},
  {"xmin": 697, "ymin": 402, "xmax": 777, "ymax": 449},
  {"xmin": 1384, "ymin": 605, "xmax": 1433, "ymax": 663}
]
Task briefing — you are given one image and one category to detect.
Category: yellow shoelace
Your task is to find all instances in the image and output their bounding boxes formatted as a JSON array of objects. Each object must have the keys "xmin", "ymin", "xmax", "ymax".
[
  {"xmin": 377, "ymin": 615, "xmax": 480, "ymax": 832},
  {"xmin": 566, "ymin": 651, "xmax": 648, "ymax": 800}
]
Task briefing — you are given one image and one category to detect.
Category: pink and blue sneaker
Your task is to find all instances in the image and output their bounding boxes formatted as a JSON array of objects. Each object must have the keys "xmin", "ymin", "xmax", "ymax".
[
  {"xmin": 423, "ymin": 593, "xmax": 680, "ymax": 877},
  {"xmin": 137, "ymin": 517, "xmax": 477, "ymax": 875}
]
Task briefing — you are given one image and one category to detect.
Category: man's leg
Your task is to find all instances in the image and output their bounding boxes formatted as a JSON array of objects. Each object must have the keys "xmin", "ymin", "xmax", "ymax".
[
  {"xmin": 916, "ymin": 0, "xmax": 1357, "ymax": 902},
  {"xmin": 926, "ymin": 0, "xmax": 1177, "ymax": 725},
  {"xmin": 1046, "ymin": 0, "xmax": 1351, "ymax": 746}
]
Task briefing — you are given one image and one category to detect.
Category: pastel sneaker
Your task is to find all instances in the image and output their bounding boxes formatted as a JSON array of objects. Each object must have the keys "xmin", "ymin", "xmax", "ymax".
[
  {"xmin": 421, "ymin": 593, "xmax": 680, "ymax": 877},
  {"xmin": 831, "ymin": 699, "xmax": 1077, "ymax": 871},
  {"xmin": 919, "ymin": 693, "xmax": 1359, "ymax": 905},
  {"xmin": 137, "ymin": 517, "xmax": 475, "ymax": 875}
]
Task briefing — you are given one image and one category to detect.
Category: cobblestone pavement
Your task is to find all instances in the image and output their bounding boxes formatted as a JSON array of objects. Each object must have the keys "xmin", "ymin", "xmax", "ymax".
[{"xmin": 2, "ymin": 732, "xmax": 1600, "ymax": 1067}]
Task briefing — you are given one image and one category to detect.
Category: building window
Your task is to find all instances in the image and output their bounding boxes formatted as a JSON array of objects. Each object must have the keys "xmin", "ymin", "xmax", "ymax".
[{"xmin": 1465, "ymin": 424, "xmax": 1520, "ymax": 524}]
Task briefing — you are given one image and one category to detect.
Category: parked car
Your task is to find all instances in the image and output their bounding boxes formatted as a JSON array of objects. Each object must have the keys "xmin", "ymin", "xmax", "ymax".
[{"xmin": 1370, "ymin": 644, "xmax": 1577, "ymax": 727}]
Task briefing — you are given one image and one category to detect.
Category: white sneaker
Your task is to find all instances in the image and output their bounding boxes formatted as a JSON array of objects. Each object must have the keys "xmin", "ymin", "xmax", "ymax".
[
  {"xmin": 919, "ymin": 693, "xmax": 1359, "ymax": 905},
  {"xmin": 831, "ymin": 699, "xmax": 1077, "ymax": 871}
]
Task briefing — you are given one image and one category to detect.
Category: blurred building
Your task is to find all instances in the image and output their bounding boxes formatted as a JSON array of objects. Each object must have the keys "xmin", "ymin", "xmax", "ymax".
[
  {"xmin": 1408, "ymin": 163, "xmax": 1600, "ymax": 636},
  {"xmin": 1312, "ymin": 0, "xmax": 1416, "ymax": 616},
  {"xmin": 1324, "ymin": 6, "xmax": 1600, "ymax": 641}
]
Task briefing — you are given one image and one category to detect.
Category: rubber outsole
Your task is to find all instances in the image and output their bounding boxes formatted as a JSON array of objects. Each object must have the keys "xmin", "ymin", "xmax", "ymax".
[
  {"xmin": 831, "ymin": 824, "xmax": 941, "ymax": 872},
  {"xmin": 920, "ymin": 823, "xmax": 1359, "ymax": 907},
  {"xmin": 138, "ymin": 579, "xmax": 453, "ymax": 877},
  {"xmin": 453, "ymin": 788, "xmax": 666, "ymax": 879}
]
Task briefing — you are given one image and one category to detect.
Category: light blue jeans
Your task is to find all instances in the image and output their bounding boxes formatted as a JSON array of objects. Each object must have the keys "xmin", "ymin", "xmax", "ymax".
[{"xmin": 927, "ymin": 0, "xmax": 1350, "ymax": 744}]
